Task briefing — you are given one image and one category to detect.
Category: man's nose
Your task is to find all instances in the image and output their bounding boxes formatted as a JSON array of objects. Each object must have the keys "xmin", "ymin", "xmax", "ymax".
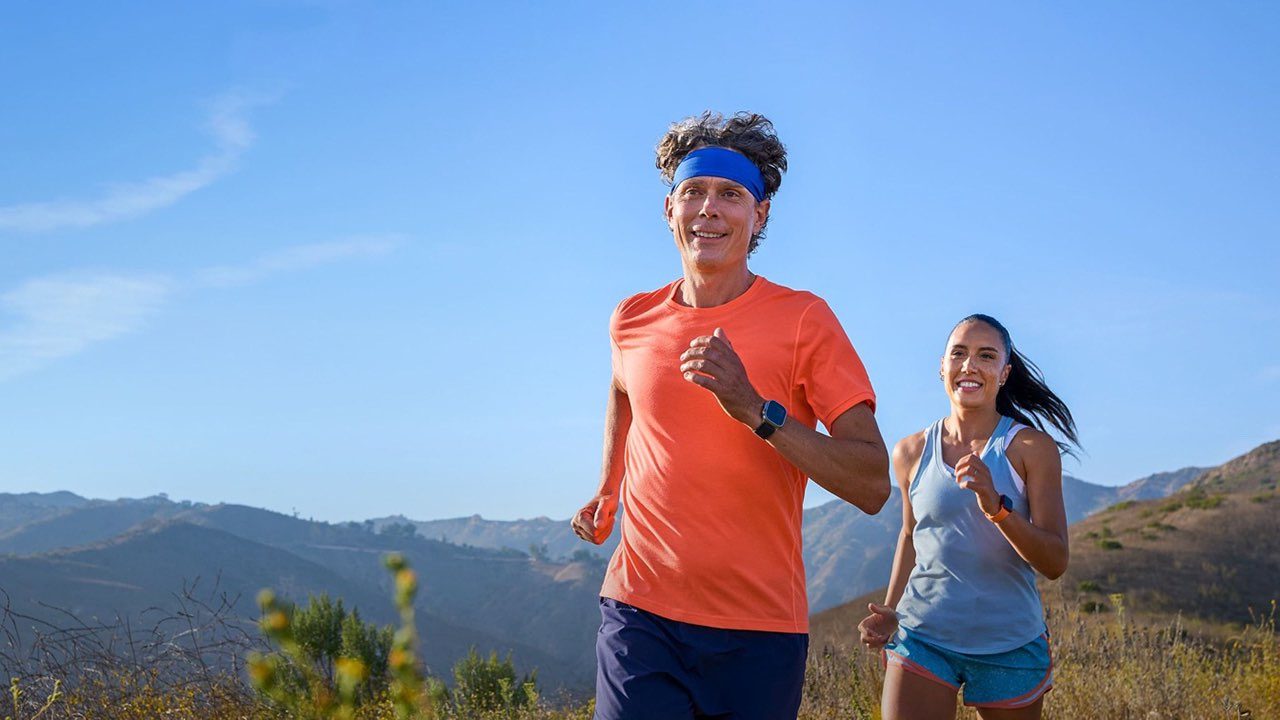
[{"xmin": 698, "ymin": 195, "xmax": 720, "ymax": 216}]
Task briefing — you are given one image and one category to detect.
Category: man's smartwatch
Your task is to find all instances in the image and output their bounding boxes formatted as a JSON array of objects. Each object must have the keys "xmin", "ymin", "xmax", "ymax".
[
  {"xmin": 985, "ymin": 494, "xmax": 1014, "ymax": 524},
  {"xmin": 754, "ymin": 400, "xmax": 787, "ymax": 439}
]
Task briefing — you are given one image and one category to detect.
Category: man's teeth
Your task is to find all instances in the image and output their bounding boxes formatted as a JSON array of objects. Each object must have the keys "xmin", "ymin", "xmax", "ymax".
[{"xmin": 693, "ymin": 231, "xmax": 726, "ymax": 238}]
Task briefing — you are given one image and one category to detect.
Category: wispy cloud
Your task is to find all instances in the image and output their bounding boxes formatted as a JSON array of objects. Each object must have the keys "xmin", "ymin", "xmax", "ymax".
[
  {"xmin": 0, "ymin": 273, "xmax": 172, "ymax": 380},
  {"xmin": 195, "ymin": 235, "xmax": 405, "ymax": 288},
  {"xmin": 0, "ymin": 92, "xmax": 264, "ymax": 233},
  {"xmin": 0, "ymin": 236, "xmax": 403, "ymax": 381}
]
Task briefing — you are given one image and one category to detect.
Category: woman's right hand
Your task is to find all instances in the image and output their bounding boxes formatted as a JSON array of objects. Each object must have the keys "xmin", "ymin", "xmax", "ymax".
[{"xmin": 857, "ymin": 602, "xmax": 899, "ymax": 650}]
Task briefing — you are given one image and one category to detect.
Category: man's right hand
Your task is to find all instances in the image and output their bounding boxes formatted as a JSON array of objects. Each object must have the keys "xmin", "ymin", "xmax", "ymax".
[
  {"xmin": 857, "ymin": 602, "xmax": 899, "ymax": 650},
  {"xmin": 571, "ymin": 495, "xmax": 617, "ymax": 545}
]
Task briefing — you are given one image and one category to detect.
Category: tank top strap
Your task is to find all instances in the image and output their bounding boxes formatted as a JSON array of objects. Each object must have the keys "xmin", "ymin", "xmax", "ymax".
[
  {"xmin": 911, "ymin": 419, "xmax": 946, "ymax": 492},
  {"xmin": 977, "ymin": 415, "xmax": 1008, "ymax": 453}
]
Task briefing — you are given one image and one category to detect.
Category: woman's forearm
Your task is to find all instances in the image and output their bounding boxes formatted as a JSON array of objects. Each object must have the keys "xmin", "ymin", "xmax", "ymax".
[
  {"xmin": 995, "ymin": 513, "xmax": 1069, "ymax": 579},
  {"xmin": 882, "ymin": 530, "xmax": 916, "ymax": 608}
]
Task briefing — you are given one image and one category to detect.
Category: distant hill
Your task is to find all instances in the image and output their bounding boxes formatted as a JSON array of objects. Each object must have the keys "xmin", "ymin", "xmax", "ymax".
[
  {"xmin": 0, "ymin": 455, "xmax": 1214, "ymax": 693},
  {"xmin": 375, "ymin": 470, "xmax": 1202, "ymax": 614},
  {"xmin": 1115, "ymin": 466, "xmax": 1208, "ymax": 502},
  {"xmin": 0, "ymin": 491, "xmax": 92, "ymax": 533},
  {"xmin": 807, "ymin": 444, "xmax": 1273, "ymax": 651},
  {"xmin": 1061, "ymin": 441, "xmax": 1280, "ymax": 626},
  {"xmin": 0, "ymin": 502, "xmax": 603, "ymax": 690},
  {"xmin": 801, "ymin": 491, "xmax": 903, "ymax": 613},
  {"xmin": 0, "ymin": 496, "xmax": 188, "ymax": 555},
  {"xmin": 373, "ymin": 513, "xmax": 622, "ymax": 565},
  {"xmin": 0, "ymin": 521, "xmax": 573, "ymax": 687}
]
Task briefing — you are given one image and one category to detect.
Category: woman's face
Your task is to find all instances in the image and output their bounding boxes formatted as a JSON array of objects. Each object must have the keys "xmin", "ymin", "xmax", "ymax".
[{"xmin": 941, "ymin": 320, "xmax": 1011, "ymax": 410}]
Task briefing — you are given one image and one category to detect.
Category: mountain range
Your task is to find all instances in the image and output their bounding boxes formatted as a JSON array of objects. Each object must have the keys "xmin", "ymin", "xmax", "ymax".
[
  {"xmin": 0, "ymin": 457, "xmax": 1221, "ymax": 693},
  {"xmin": 807, "ymin": 440, "xmax": 1280, "ymax": 650},
  {"xmin": 373, "ymin": 467, "xmax": 1205, "ymax": 614}
]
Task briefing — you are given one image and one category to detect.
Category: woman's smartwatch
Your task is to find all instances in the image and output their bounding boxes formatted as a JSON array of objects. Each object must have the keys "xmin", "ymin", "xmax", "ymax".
[
  {"xmin": 985, "ymin": 494, "xmax": 1014, "ymax": 524},
  {"xmin": 754, "ymin": 400, "xmax": 787, "ymax": 439}
]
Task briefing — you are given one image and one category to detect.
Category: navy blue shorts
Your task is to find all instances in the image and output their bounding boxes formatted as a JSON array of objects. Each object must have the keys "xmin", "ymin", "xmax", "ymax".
[{"xmin": 594, "ymin": 597, "xmax": 808, "ymax": 720}]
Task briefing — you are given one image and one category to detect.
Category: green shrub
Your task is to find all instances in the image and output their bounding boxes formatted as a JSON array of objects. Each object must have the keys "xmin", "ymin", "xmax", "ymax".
[
  {"xmin": 249, "ymin": 554, "xmax": 430, "ymax": 719},
  {"xmin": 446, "ymin": 649, "xmax": 537, "ymax": 716},
  {"xmin": 1097, "ymin": 539, "xmax": 1123, "ymax": 550},
  {"xmin": 1078, "ymin": 580, "xmax": 1102, "ymax": 593},
  {"xmin": 1184, "ymin": 490, "xmax": 1225, "ymax": 510}
]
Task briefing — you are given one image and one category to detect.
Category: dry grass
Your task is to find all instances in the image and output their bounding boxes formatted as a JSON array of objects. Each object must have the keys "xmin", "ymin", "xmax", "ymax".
[
  {"xmin": 6, "ymin": 595, "xmax": 1275, "ymax": 720},
  {"xmin": 799, "ymin": 596, "xmax": 1280, "ymax": 720}
]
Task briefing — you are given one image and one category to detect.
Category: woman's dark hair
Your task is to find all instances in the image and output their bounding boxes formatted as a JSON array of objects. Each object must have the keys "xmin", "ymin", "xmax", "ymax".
[
  {"xmin": 953, "ymin": 314, "xmax": 1081, "ymax": 456},
  {"xmin": 655, "ymin": 111, "xmax": 787, "ymax": 254}
]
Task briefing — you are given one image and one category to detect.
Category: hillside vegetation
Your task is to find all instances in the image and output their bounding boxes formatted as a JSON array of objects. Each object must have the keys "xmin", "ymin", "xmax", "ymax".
[
  {"xmin": 1061, "ymin": 440, "xmax": 1280, "ymax": 627},
  {"xmin": 6, "ymin": 578, "xmax": 1277, "ymax": 719},
  {"xmin": 0, "ymin": 441, "xmax": 1257, "ymax": 708}
]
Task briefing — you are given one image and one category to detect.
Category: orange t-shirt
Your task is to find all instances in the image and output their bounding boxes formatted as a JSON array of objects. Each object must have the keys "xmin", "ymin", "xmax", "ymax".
[{"xmin": 600, "ymin": 276, "xmax": 876, "ymax": 633}]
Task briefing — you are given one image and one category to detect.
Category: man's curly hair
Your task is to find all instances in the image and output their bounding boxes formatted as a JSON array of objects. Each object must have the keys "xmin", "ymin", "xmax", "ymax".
[{"xmin": 656, "ymin": 111, "xmax": 788, "ymax": 253}]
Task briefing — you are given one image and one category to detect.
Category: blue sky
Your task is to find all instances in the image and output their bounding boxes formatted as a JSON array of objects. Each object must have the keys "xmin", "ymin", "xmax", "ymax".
[{"xmin": 1, "ymin": 2, "xmax": 1277, "ymax": 523}]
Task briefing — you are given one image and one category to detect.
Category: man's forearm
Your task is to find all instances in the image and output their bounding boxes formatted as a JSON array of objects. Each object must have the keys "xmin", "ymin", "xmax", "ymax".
[
  {"xmin": 595, "ymin": 383, "xmax": 632, "ymax": 497},
  {"xmin": 766, "ymin": 411, "xmax": 890, "ymax": 513}
]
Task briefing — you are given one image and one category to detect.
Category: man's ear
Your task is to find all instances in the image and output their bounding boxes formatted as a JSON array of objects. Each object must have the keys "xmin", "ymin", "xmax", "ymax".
[{"xmin": 754, "ymin": 198, "xmax": 771, "ymax": 235}]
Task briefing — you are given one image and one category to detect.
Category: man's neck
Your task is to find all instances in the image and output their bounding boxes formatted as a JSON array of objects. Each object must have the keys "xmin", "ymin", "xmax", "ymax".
[{"xmin": 676, "ymin": 265, "xmax": 756, "ymax": 308}]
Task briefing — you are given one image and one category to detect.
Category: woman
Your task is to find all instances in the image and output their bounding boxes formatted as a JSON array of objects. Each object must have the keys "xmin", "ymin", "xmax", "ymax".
[{"xmin": 859, "ymin": 314, "xmax": 1077, "ymax": 719}]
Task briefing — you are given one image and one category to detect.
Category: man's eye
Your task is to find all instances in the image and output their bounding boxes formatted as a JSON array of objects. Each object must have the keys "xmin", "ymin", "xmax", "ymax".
[{"xmin": 723, "ymin": 190, "xmax": 740, "ymax": 198}]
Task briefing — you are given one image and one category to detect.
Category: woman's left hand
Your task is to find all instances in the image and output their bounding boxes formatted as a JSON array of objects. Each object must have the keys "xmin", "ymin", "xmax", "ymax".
[{"xmin": 955, "ymin": 454, "xmax": 1002, "ymax": 516}]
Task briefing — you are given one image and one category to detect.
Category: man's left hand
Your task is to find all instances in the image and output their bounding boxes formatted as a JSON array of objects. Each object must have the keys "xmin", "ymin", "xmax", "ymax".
[{"xmin": 679, "ymin": 327, "xmax": 763, "ymax": 428}]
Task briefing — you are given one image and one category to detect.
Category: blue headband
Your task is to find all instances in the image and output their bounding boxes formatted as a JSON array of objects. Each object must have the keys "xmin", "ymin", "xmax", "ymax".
[{"xmin": 670, "ymin": 147, "xmax": 767, "ymax": 202}]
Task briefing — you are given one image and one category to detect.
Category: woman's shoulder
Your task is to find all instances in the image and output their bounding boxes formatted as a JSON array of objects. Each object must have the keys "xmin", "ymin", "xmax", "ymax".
[
  {"xmin": 893, "ymin": 428, "xmax": 929, "ymax": 460},
  {"xmin": 1006, "ymin": 425, "xmax": 1062, "ymax": 467},
  {"xmin": 892, "ymin": 428, "xmax": 931, "ymax": 486}
]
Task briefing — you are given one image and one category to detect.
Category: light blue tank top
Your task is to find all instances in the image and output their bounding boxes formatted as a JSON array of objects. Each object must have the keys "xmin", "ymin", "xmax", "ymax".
[{"xmin": 894, "ymin": 415, "xmax": 1046, "ymax": 654}]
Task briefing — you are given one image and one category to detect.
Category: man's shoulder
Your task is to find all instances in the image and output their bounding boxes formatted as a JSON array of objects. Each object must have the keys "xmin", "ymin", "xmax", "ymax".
[
  {"xmin": 612, "ymin": 280, "xmax": 680, "ymax": 321},
  {"xmin": 756, "ymin": 277, "xmax": 830, "ymax": 317}
]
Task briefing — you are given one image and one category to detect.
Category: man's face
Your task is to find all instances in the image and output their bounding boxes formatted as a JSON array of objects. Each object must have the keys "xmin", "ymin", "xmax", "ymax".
[{"xmin": 664, "ymin": 174, "xmax": 770, "ymax": 272}]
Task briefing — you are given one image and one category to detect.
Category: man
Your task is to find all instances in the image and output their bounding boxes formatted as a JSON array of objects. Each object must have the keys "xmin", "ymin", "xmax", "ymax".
[{"xmin": 572, "ymin": 111, "xmax": 890, "ymax": 720}]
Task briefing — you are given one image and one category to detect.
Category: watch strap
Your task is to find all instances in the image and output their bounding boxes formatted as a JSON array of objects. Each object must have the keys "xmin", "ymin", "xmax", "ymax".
[
  {"xmin": 986, "ymin": 494, "xmax": 1013, "ymax": 524},
  {"xmin": 754, "ymin": 400, "xmax": 786, "ymax": 439}
]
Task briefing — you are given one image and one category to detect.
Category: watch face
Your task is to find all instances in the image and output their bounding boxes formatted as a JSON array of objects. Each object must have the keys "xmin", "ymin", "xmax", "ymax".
[
  {"xmin": 763, "ymin": 400, "xmax": 787, "ymax": 426},
  {"xmin": 1001, "ymin": 494, "xmax": 1013, "ymax": 512}
]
